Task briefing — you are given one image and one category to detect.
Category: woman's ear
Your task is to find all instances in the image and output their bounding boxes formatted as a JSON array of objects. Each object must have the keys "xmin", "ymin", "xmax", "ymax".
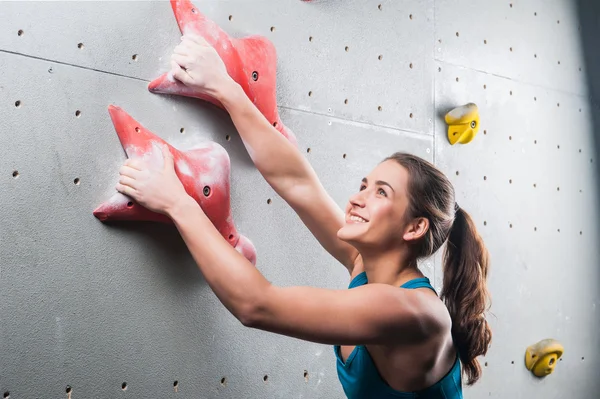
[{"xmin": 402, "ymin": 217, "xmax": 429, "ymax": 242}]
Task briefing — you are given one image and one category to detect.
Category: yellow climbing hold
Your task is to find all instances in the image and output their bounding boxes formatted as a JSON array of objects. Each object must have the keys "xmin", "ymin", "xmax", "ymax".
[
  {"xmin": 525, "ymin": 339, "xmax": 564, "ymax": 377},
  {"xmin": 445, "ymin": 103, "xmax": 480, "ymax": 145}
]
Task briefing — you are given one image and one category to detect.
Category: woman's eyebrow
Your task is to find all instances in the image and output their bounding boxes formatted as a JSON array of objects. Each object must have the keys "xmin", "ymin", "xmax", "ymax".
[{"xmin": 361, "ymin": 177, "xmax": 395, "ymax": 192}]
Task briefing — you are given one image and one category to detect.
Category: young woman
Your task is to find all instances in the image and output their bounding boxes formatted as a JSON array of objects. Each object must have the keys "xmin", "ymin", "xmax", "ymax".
[{"xmin": 116, "ymin": 35, "xmax": 492, "ymax": 398}]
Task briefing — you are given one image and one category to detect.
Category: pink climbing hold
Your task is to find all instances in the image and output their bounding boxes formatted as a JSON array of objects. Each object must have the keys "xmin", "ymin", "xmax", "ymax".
[
  {"xmin": 93, "ymin": 105, "xmax": 257, "ymax": 265},
  {"xmin": 148, "ymin": 0, "xmax": 297, "ymax": 146}
]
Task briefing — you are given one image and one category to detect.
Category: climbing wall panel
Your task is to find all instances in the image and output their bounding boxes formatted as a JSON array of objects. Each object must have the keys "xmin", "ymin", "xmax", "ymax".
[
  {"xmin": 435, "ymin": 0, "xmax": 588, "ymax": 96},
  {"xmin": 0, "ymin": 46, "xmax": 432, "ymax": 398},
  {"xmin": 434, "ymin": 0, "xmax": 600, "ymax": 398},
  {"xmin": 1, "ymin": 0, "xmax": 599, "ymax": 398},
  {"xmin": 0, "ymin": 0, "xmax": 435, "ymax": 135}
]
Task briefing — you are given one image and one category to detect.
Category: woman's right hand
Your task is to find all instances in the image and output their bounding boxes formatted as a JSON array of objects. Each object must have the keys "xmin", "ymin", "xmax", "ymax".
[{"xmin": 170, "ymin": 34, "xmax": 234, "ymax": 98}]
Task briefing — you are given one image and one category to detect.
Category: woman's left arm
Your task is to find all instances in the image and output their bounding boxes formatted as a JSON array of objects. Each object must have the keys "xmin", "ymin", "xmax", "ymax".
[{"xmin": 116, "ymin": 146, "xmax": 443, "ymax": 346}]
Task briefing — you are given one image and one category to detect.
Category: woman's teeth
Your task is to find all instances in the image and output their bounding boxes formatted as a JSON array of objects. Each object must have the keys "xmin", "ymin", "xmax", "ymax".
[{"xmin": 350, "ymin": 215, "xmax": 367, "ymax": 223}]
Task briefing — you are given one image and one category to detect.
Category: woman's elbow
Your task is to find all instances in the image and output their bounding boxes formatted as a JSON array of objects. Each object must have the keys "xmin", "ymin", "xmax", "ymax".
[
  {"xmin": 235, "ymin": 299, "xmax": 268, "ymax": 328},
  {"xmin": 234, "ymin": 284, "xmax": 276, "ymax": 329}
]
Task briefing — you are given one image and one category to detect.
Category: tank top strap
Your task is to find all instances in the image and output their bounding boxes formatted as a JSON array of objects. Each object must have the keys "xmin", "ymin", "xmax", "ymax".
[
  {"xmin": 348, "ymin": 271, "xmax": 368, "ymax": 289},
  {"xmin": 349, "ymin": 273, "xmax": 437, "ymax": 295},
  {"xmin": 401, "ymin": 277, "xmax": 438, "ymax": 295}
]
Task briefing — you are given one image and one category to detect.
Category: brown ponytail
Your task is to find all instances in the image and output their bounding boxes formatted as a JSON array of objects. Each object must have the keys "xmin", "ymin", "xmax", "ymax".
[
  {"xmin": 383, "ymin": 152, "xmax": 492, "ymax": 386},
  {"xmin": 441, "ymin": 206, "xmax": 492, "ymax": 385}
]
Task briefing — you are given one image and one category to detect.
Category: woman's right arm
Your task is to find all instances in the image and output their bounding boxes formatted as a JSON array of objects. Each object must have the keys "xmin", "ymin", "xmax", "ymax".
[
  {"xmin": 216, "ymin": 81, "xmax": 359, "ymax": 272},
  {"xmin": 170, "ymin": 35, "xmax": 359, "ymax": 272}
]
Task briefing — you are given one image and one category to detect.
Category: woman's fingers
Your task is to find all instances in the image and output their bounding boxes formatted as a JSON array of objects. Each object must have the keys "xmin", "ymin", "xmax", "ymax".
[
  {"xmin": 118, "ymin": 175, "xmax": 138, "ymax": 189},
  {"xmin": 123, "ymin": 158, "xmax": 144, "ymax": 171},
  {"xmin": 119, "ymin": 164, "xmax": 142, "ymax": 179},
  {"xmin": 183, "ymin": 34, "xmax": 209, "ymax": 47},
  {"xmin": 171, "ymin": 53, "xmax": 191, "ymax": 69},
  {"xmin": 173, "ymin": 42, "xmax": 193, "ymax": 56},
  {"xmin": 115, "ymin": 183, "xmax": 137, "ymax": 198},
  {"xmin": 170, "ymin": 60, "xmax": 194, "ymax": 85}
]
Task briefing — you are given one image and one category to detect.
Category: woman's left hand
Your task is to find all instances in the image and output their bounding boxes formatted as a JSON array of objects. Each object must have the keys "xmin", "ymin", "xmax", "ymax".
[{"xmin": 116, "ymin": 144, "xmax": 190, "ymax": 216}]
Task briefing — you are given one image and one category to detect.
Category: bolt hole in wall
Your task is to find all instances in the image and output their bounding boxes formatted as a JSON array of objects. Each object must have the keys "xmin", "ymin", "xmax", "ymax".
[
  {"xmin": 263, "ymin": 375, "xmax": 268, "ymax": 382},
  {"xmin": 3, "ymin": 392, "xmax": 8, "ymax": 399},
  {"xmin": 77, "ymin": 42, "xmax": 84, "ymax": 49},
  {"xmin": 75, "ymin": 110, "xmax": 81, "ymax": 117},
  {"xmin": 221, "ymin": 377, "xmax": 227, "ymax": 386},
  {"xmin": 15, "ymin": 100, "xmax": 21, "ymax": 108},
  {"xmin": 121, "ymin": 382, "xmax": 127, "ymax": 391},
  {"xmin": 12, "ymin": 170, "xmax": 19, "ymax": 178},
  {"xmin": 304, "ymin": 370, "xmax": 309, "ymax": 382}
]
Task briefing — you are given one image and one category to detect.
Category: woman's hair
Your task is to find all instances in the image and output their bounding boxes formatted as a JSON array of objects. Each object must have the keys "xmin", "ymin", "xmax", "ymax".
[{"xmin": 384, "ymin": 152, "xmax": 492, "ymax": 386}]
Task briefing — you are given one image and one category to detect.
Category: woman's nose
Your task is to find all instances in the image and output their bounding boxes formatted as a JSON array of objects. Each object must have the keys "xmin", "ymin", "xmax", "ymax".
[{"xmin": 350, "ymin": 190, "xmax": 367, "ymax": 207}]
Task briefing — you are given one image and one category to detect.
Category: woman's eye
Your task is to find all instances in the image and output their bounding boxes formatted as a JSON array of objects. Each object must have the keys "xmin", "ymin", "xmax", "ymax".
[
  {"xmin": 359, "ymin": 185, "xmax": 366, "ymax": 191},
  {"xmin": 378, "ymin": 188, "xmax": 387, "ymax": 196}
]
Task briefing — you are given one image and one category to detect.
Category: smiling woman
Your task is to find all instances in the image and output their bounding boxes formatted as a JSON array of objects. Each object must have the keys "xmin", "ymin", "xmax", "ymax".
[{"xmin": 116, "ymin": 34, "xmax": 491, "ymax": 399}]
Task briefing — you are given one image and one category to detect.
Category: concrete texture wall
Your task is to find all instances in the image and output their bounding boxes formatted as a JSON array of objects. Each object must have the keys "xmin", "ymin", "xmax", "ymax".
[{"xmin": 1, "ymin": 1, "xmax": 598, "ymax": 398}]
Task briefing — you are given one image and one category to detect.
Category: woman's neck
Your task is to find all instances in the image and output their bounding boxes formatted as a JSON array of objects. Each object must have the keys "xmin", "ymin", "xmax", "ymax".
[{"xmin": 360, "ymin": 247, "xmax": 424, "ymax": 287}]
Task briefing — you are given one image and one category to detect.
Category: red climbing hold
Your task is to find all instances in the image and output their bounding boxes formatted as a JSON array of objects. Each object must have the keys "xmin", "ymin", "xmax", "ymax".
[
  {"xmin": 148, "ymin": 0, "xmax": 297, "ymax": 146},
  {"xmin": 93, "ymin": 105, "xmax": 257, "ymax": 265}
]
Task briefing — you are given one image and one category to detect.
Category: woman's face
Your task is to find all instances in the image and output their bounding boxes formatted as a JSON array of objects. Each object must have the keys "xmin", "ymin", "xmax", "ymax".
[{"xmin": 337, "ymin": 160, "xmax": 411, "ymax": 249}]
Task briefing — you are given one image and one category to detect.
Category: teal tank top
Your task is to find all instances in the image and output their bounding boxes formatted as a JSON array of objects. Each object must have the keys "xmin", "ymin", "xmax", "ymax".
[{"xmin": 334, "ymin": 272, "xmax": 463, "ymax": 398}]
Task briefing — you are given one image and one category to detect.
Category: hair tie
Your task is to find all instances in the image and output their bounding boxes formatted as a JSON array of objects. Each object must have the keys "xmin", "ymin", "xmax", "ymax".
[{"xmin": 454, "ymin": 202, "xmax": 460, "ymax": 212}]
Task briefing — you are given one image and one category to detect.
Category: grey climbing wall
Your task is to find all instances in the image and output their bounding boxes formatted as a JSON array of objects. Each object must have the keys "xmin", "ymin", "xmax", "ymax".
[{"xmin": 0, "ymin": 1, "xmax": 598, "ymax": 398}]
